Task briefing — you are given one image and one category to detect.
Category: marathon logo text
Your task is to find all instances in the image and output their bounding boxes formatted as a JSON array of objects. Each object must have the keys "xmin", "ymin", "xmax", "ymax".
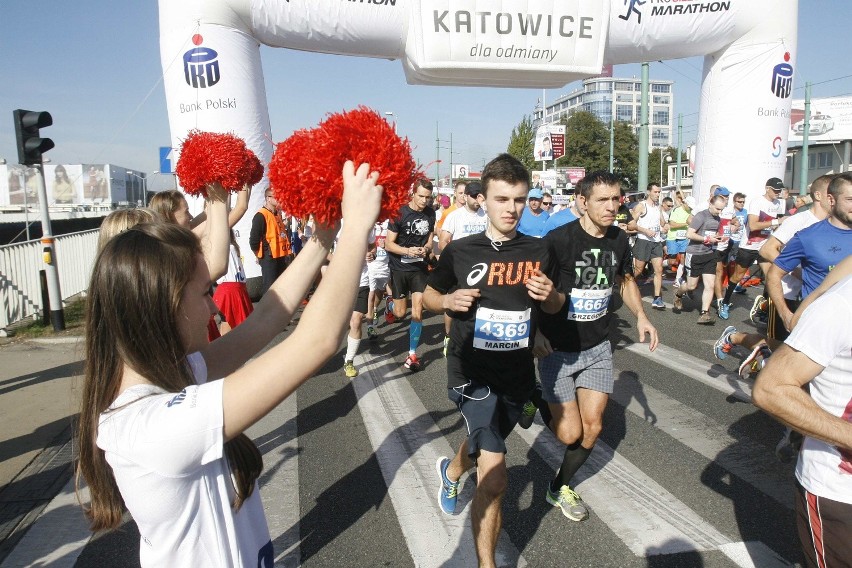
[
  {"xmin": 650, "ymin": 1, "xmax": 731, "ymax": 15},
  {"xmin": 180, "ymin": 98, "xmax": 237, "ymax": 114}
]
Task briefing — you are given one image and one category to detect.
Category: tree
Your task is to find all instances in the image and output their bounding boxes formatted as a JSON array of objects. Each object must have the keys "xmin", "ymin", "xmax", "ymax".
[
  {"xmin": 552, "ymin": 111, "xmax": 640, "ymax": 190},
  {"xmin": 506, "ymin": 115, "xmax": 537, "ymax": 171},
  {"xmin": 556, "ymin": 111, "xmax": 609, "ymax": 172},
  {"xmin": 612, "ymin": 121, "xmax": 639, "ymax": 191},
  {"xmin": 649, "ymin": 146, "xmax": 688, "ymax": 187}
]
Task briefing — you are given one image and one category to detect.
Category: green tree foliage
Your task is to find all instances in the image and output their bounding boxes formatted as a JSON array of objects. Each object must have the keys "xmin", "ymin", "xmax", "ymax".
[
  {"xmin": 648, "ymin": 146, "xmax": 688, "ymax": 187},
  {"xmin": 506, "ymin": 115, "xmax": 537, "ymax": 171},
  {"xmin": 550, "ymin": 111, "xmax": 641, "ymax": 190},
  {"xmin": 612, "ymin": 121, "xmax": 639, "ymax": 191}
]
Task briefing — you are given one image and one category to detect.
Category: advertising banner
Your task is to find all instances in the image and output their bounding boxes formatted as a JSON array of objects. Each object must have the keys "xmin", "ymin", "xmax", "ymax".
[
  {"xmin": 82, "ymin": 165, "xmax": 109, "ymax": 204},
  {"xmin": 788, "ymin": 96, "xmax": 852, "ymax": 143},
  {"xmin": 558, "ymin": 166, "xmax": 586, "ymax": 185},
  {"xmin": 453, "ymin": 164, "xmax": 470, "ymax": 178},
  {"xmin": 534, "ymin": 124, "xmax": 566, "ymax": 161},
  {"xmin": 531, "ymin": 170, "xmax": 558, "ymax": 192},
  {"xmin": 407, "ymin": 0, "xmax": 610, "ymax": 87},
  {"xmin": 43, "ymin": 164, "xmax": 84, "ymax": 205}
]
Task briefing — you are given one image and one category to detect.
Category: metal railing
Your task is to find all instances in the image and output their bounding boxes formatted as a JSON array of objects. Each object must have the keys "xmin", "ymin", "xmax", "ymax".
[{"xmin": 0, "ymin": 229, "xmax": 99, "ymax": 329}]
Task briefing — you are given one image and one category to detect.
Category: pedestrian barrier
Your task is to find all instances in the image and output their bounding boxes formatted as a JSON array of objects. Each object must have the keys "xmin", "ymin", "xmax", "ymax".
[{"xmin": 0, "ymin": 229, "xmax": 99, "ymax": 329}]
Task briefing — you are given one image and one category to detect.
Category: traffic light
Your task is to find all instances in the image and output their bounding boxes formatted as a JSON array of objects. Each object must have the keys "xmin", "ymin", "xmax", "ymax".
[{"xmin": 13, "ymin": 109, "xmax": 54, "ymax": 166}]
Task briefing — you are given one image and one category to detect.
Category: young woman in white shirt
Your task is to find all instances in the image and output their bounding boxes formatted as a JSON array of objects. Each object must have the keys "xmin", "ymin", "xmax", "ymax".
[{"xmin": 76, "ymin": 162, "xmax": 382, "ymax": 567}]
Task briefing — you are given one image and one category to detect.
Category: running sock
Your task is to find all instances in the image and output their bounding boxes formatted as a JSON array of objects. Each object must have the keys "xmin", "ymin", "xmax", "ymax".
[
  {"xmin": 723, "ymin": 280, "xmax": 738, "ymax": 305},
  {"xmin": 409, "ymin": 320, "xmax": 423, "ymax": 353},
  {"xmin": 345, "ymin": 335, "xmax": 360, "ymax": 362},
  {"xmin": 551, "ymin": 441, "xmax": 593, "ymax": 492},
  {"xmin": 675, "ymin": 262, "xmax": 685, "ymax": 283}
]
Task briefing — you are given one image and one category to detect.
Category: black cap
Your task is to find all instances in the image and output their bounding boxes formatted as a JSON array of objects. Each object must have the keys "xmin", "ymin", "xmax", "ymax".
[
  {"xmin": 766, "ymin": 177, "xmax": 785, "ymax": 191},
  {"xmin": 465, "ymin": 181, "xmax": 483, "ymax": 197}
]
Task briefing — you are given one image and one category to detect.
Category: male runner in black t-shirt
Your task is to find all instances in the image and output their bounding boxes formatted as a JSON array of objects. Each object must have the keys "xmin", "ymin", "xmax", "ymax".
[
  {"xmin": 384, "ymin": 179, "xmax": 436, "ymax": 371},
  {"xmin": 424, "ymin": 153, "xmax": 562, "ymax": 568},
  {"xmin": 535, "ymin": 171, "xmax": 659, "ymax": 522}
]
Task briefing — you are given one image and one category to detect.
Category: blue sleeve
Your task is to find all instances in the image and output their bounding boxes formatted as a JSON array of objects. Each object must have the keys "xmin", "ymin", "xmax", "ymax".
[{"xmin": 774, "ymin": 232, "xmax": 805, "ymax": 273}]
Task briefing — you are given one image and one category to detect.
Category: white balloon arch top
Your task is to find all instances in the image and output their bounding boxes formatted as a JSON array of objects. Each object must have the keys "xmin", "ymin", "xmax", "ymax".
[{"xmin": 159, "ymin": 0, "xmax": 798, "ymax": 279}]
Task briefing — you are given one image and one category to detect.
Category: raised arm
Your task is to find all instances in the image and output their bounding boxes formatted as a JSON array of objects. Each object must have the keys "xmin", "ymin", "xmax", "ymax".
[
  {"xmin": 197, "ymin": 183, "xmax": 230, "ymax": 281},
  {"xmin": 228, "ymin": 184, "xmax": 251, "ymax": 228},
  {"xmin": 217, "ymin": 161, "xmax": 382, "ymax": 441}
]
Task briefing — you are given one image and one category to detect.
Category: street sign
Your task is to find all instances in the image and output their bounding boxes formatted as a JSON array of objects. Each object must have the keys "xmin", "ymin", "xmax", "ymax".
[
  {"xmin": 159, "ymin": 146, "xmax": 174, "ymax": 174},
  {"xmin": 453, "ymin": 164, "xmax": 469, "ymax": 178}
]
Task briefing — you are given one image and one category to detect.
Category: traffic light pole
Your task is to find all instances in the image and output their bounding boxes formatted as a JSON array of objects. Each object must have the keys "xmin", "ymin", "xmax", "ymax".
[{"xmin": 32, "ymin": 165, "xmax": 65, "ymax": 331}]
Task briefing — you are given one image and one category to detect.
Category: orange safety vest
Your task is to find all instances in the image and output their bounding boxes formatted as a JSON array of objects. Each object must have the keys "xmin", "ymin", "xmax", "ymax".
[{"xmin": 255, "ymin": 207, "xmax": 291, "ymax": 259}]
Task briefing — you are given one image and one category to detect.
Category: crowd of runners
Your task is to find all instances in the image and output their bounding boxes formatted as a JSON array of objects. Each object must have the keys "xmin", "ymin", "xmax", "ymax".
[
  {"xmin": 345, "ymin": 162, "xmax": 851, "ymax": 568},
  {"xmin": 78, "ymin": 155, "xmax": 851, "ymax": 568}
]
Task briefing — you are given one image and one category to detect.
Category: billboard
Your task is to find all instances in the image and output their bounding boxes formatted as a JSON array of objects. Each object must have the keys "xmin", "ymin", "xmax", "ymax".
[
  {"xmin": 558, "ymin": 167, "xmax": 586, "ymax": 186},
  {"xmin": 534, "ymin": 124, "xmax": 566, "ymax": 161},
  {"xmin": 788, "ymin": 96, "xmax": 852, "ymax": 143},
  {"xmin": 0, "ymin": 164, "xmax": 136, "ymax": 207},
  {"xmin": 43, "ymin": 164, "xmax": 84, "ymax": 205},
  {"xmin": 531, "ymin": 170, "xmax": 558, "ymax": 192}
]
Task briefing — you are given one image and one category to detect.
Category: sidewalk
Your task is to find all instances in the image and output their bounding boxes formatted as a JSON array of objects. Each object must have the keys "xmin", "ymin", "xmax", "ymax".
[{"xmin": 0, "ymin": 335, "xmax": 84, "ymax": 563}]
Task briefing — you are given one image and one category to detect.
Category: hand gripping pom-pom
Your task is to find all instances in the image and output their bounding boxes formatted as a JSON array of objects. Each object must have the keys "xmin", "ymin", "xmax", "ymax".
[
  {"xmin": 267, "ymin": 106, "xmax": 422, "ymax": 226},
  {"xmin": 176, "ymin": 131, "xmax": 264, "ymax": 197}
]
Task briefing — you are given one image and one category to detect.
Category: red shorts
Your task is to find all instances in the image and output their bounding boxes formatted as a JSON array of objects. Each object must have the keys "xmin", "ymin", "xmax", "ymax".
[{"xmin": 213, "ymin": 282, "xmax": 254, "ymax": 329}]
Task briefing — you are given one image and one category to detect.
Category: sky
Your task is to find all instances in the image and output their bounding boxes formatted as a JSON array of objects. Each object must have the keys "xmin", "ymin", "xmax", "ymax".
[{"xmin": 2, "ymin": 1, "xmax": 850, "ymax": 193}]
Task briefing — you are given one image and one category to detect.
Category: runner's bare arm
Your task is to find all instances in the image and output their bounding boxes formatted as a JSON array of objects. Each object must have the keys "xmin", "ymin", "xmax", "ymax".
[
  {"xmin": 423, "ymin": 285, "xmax": 481, "ymax": 313},
  {"xmin": 754, "ymin": 345, "xmax": 852, "ymax": 451},
  {"xmin": 618, "ymin": 273, "xmax": 659, "ymax": 351},
  {"xmin": 790, "ymin": 255, "xmax": 852, "ymax": 330}
]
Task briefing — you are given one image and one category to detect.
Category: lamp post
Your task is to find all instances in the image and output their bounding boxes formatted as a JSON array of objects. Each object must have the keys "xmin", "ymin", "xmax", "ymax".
[
  {"xmin": 384, "ymin": 111, "xmax": 397, "ymax": 133},
  {"xmin": 126, "ymin": 171, "xmax": 147, "ymax": 206},
  {"xmin": 153, "ymin": 170, "xmax": 178, "ymax": 192},
  {"xmin": 659, "ymin": 150, "xmax": 672, "ymax": 186}
]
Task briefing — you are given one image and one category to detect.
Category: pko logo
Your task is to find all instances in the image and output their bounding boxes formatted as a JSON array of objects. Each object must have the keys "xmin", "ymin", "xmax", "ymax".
[
  {"xmin": 184, "ymin": 34, "xmax": 220, "ymax": 89},
  {"xmin": 770, "ymin": 53, "xmax": 793, "ymax": 99},
  {"xmin": 771, "ymin": 136, "xmax": 783, "ymax": 158}
]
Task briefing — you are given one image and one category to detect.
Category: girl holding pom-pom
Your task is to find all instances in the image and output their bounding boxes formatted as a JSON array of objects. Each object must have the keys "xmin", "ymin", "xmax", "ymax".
[{"xmin": 76, "ymin": 162, "xmax": 383, "ymax": 567}]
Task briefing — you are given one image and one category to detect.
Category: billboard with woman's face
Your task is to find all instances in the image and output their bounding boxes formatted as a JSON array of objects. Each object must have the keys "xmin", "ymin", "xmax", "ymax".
[{"xmin": 44, "ymin": 164, "xmax": 84, "ymax": 205}]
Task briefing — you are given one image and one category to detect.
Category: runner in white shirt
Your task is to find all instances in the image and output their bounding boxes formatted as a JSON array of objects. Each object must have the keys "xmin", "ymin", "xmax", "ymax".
[
  {"xmin": 437, "ymin": 181, "xmax": 488, "ymax": 354},
  {"xmin": 77, "ymin": 161, "xmax": 382, "ymax": 567},
  {"xmin": 754, "ymin": 275, "xmax": 852, "ymax": 568},
  {"xmin": 366, "ymin": 219, "xmax": 392, "ymax": 337}
]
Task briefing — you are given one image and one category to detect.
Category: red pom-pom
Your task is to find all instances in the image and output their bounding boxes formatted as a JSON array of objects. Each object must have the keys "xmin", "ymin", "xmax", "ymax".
[
  {"xmin": 176, "ymin": 131, "xmax": 261, "ymax": 196},
  {"xmin": 268, "ymin": 107, "xmax": 422, "ymax": 226},
  {"xmin": 246, "ymin": 149, "xmax": 264, "ymax": 187}
]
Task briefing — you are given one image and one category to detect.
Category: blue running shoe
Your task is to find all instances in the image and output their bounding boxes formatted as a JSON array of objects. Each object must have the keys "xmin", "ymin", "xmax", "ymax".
[
  {"xmin": 733, "ymin": 285, "xmax": 747, "ymax": 294},
  {"xmin": 718, "ymin": 302, "xmax": 730, "ymax": 320},
  {"xmin": 714, "ymin": 325, "xmax": 737, "ymax": 360},
  {"xmin": 436, "ymin": 457, "xmax": 459, "ymax": 515},
  {"xmin": 651, "ymin": 297, "xmax": 665, "ymax": 310}
]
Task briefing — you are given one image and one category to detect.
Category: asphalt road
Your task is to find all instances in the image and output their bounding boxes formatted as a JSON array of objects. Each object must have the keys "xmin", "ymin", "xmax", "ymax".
[{"xmin": 0, "ymin": 281, "xmax": 804, "ymax": 568}]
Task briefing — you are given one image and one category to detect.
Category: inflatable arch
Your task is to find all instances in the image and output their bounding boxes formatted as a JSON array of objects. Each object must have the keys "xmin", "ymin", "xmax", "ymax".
[{"xmin": 159, "ymin": 0, "xmax": 798, "ymax": 279}]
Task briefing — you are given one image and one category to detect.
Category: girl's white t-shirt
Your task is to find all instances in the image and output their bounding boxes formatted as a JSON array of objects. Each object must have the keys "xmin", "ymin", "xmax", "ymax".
[{"xmin": 97, "ymin": 353, "xmax": 273, "ymax": 567}]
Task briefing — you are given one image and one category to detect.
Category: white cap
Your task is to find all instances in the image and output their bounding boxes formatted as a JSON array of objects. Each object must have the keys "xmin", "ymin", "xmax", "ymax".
[{"xmin": 684, "ymin": 196, "xmax": 697, "ymax": 209}]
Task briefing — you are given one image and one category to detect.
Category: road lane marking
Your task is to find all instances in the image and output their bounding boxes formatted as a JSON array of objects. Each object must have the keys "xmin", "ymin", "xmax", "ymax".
[{"xmin": 354, "ymin": 351, "xmax": 525, "ymax": 568}]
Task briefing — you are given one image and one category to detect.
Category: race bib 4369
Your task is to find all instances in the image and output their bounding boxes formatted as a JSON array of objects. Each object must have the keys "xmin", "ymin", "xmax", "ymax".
[{"xmin": 473, "ymin": 307, "xmax": 531, "ymax": 351}]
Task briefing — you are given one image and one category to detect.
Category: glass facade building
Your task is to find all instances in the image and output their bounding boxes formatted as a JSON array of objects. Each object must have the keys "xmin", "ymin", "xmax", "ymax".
[{"xmin": 533, "ymin": 77, "xmax": 675, "ymax": 149}]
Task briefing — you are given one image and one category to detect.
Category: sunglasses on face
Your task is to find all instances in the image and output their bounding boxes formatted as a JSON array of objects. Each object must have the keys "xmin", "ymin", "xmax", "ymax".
[{"xmin": 542, "ymin": 201, "xmax": 552, "ymax": 206}]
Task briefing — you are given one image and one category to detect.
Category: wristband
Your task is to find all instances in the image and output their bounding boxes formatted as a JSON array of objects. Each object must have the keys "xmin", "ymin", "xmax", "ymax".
[{"xmin": 771, "ymin": 219, "xmax": 779, "ymax": 227}]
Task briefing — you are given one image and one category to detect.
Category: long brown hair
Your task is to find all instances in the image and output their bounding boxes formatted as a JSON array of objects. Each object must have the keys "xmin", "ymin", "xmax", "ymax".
[
  {"xmin": 149, "ymin": 190, "xmax": 187, "ymax": 225},
  {"xmin": 76, "ymin": 223, "xmax": 261, "ymax": 531}
]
